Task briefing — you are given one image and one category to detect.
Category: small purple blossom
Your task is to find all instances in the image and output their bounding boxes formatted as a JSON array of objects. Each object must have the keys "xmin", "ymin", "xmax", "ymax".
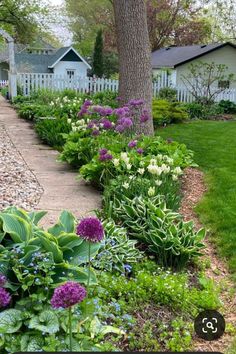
[
  {"xmin": 92, "ymin": 129, "xmax": 100, "ymax": 136},
  {"xmin": 100, "ymin": 107, "xmax": 113, "ymax": 116},
  {"xmin": 128, "ymin": 140, "xmax": 137, "ymax": 148},
  {"xmin": 137, "ymin": 148, "xmax": 144, "ymax": 154},
  {"xmin": 118, "ymin": 117, "xmax": 133, "ymax": 128},
  {"xmin": 129, "ymin": 99, "xmax": 145, "ymax": 106},
  {"xmin": 76, "ymin": 217, "xmax": 104, "ymax": 243},
  {"xmin": 100, "ymin": 153, "xmax": 113, "ymax": 161},
  {"xmin": 114, "ymin": 107, "xmax": 130, "ymax": 117},
  {"xmin": 0, "ymin": 288, "xmax": 11, "ymax": 308},
  {"xmin": 116, "ymin": 96, "xmax": 122, "ymax": 101},
  {"xmin": 99, "ymin": 118, "xmax": 113, "ymax": 130},
  {"xmin": 51, "ymin": 281, "xmax": 86, "ymax": 309},
  {"xmin": 0, "ymin": 275, "xmax": 6, "ymax": 287},
  {"xmin": 99, "ymin": 148, "xmax": 108, "ymax": 155},
  {"xmin": 84, "ymin": 100, "xmax": 92, "ymax": 107},
  {"xmin": 140, "ymin": 108, "xmax": 150, "ymax": 123},
  {"xmin": 115, "ymin": 124, "xmax": 125, "ymax": 133}
]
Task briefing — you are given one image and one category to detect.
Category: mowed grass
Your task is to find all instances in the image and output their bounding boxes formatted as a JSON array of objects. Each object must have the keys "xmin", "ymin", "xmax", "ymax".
[{"xmin": 157, "ymin": 120, "xmax": 236, "ymax": 280}]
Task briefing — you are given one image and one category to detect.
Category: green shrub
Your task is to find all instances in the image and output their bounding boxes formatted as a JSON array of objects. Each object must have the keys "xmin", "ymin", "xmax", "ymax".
[
  {"xmin": 152, "ymin": 99, "xmax": 188, "ymax": 125},
  {"xmin": 184, "ymin": 102, "xmax": 225, "ymax": 119},
  {"xmin": 108, "ymin": 195, "xmax": 205, "ymax": 269},
  {"xmin": 218, "ymin": 100, "xmax": 236, "ymax": 114},
  {"xmin": 158, "ymin": 87, "xmax": 177, "ymax": 102},
  {"xmin": 35, "ymin": 117, "xmax": 71, "ymax": 150}
]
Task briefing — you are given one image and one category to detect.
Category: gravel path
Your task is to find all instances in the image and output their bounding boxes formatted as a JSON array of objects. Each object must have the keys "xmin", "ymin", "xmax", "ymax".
[{"xmin": 0, "ymin": 124, "xmax": 43, "ymax": 210}]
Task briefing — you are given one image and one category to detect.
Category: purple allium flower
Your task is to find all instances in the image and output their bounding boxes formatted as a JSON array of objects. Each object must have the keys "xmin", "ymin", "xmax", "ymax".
[
  {"xmin": 78, "ymin": 108, "xmax": 88, "ymax": 117},
  {"xmin": 116, "ymin": 96, "xmax": 122, "ymax": 101},
  {"xmin": 0, "ymin": 275, "xmax": 6, "ymax": 287},
  {"xmin": 100, "ymin": 107, "xmax": 113, "ymax": 116},
  {"xmin": 99, "ymin": 148, "xmax": 108, "ymax": 155},
  {"xmin": 128, "ymin": 140, "xmax": 137, "ymax": 148},
  {"xmin": 137, "ymin": 148, "xmax": 144, "ymax": 154},
  {"xmin": 140, "ymin": 108, "xmax": 150, "ymax": 123},
  {"xmin": 114, "ymin": 107, "xmax": 130, "ymax": 117},
  {"xmin": 129, "ymin": 99, "xmax": 145, "ymax": 106},
  {"xmin": 99, "ymin": 118, "xmax": 113, "ymax": 130},
  {"xmin": 115, "ymin": 124, "xmax": 125, "ymax": 133},
  {"xmin": 84, "ymin": 100, "xmax": 92, "ymax": 107},
  {"xmin": 92, "ymin": 129, "xmax": 100, "ymax": 136},
  {"xmin": 99, "ymin": 153, "xmax": 113, "ymax": 161},
  {"xmin": 118, "ymin": 117, "xmax": 133, "ymax": 128},
  {"xmin": 0, "ymin": 288, "xmax": 11, "ymax": 308},
  {"xmin": 92, "ymin": 105, "xmax": 103, "ymax": 114},
  {"xmin": 51, "ymin": 281, "xmax": 86, "ymax": 309},
  {"xmin": 76, "ymin": 217, "xmax": 104, "ymax": 242}
]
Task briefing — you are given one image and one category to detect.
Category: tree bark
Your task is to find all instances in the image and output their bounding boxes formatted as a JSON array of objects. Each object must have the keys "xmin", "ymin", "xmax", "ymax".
[{"xmin": 113, "ymin": 0, "xmax": 154, "ymax": 135}]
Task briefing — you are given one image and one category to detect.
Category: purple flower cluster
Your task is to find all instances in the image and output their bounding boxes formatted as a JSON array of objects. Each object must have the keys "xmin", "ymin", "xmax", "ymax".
[
  {"xmin": 100, "ymin": 118, "xmax": 113, "ymax": 130},
  {"xmin": 128, "ymin": 140, "xmax": 137, "ymax": 148},
  {"xmin": 76, "ymin": 217, "xmax": 104, "ymax": 242},
  {"xmin": 114, "ymin": 107, "xmax": 130, "ymax": 117},
  {"xmin": 137, "ymin": 148, "xmax": 144, "ymax": 154},
  {"xmin": 92, "ymin": 105, "xmax": 113, "ymax": 116},
  {"xmin": 140, "ymin": 108, "xmax": 150, "ymax": 123},
  {"xmin": 99, "ymin": 148, "xmax": 113, "ymax": 161},
  {"xmin": 0, "ymin": 287, "xmax": 11, "ymax": 308},
  {"xmin": 128, "ymin": 99, "xmax": 145, "ymax": 107},
  {"xmin": 115, "ymin": 117, "xmax": 133, "ymax": 133},
  {"xmin": 51, "ymin": 281, "xmax": 86, "ymax": 309},
  {"xmin": 78, "ymin": 100, "xmax": 92, "ymax": 117}
]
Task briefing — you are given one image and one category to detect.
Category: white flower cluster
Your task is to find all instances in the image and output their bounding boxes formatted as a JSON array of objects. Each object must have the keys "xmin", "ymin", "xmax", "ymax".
[
  {"xmin": 49, "ymin": 96, "xmax": 82, "ymax": 108},
  {"xmin": 68, "ymin": 118, "xmax": 91, "ymax": 132}
]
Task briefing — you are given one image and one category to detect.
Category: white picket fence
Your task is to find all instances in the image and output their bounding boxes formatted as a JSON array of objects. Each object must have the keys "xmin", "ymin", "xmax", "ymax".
[
  {"xmin": 0, "ymin": 80, "xmax": 8, "ymax": 87},
  {"xmin": 17, "ymin": 73, "xmax": 236, "ymax": 103}
]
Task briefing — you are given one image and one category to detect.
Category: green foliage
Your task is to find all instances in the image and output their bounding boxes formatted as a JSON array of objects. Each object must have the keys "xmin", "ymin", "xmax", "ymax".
[
  {"xmin": 184, "ymin": 102, "xmax": 224, "ymax": 119},
  {"xmin": 0, "ymin": 207, "xmax": 100, "ymax": 297},
  {"xmin": 152, "ymin": 99, "xmax": 188, "ymax": 125},
  {"xmin": 35, "ymin": 118, "xmax": 71, "ymax": 150},
  {"xmin": 93, "ymin": 219, "xmax": 143, "ymax": 273},
  {"xmin": 218, "ymin": 100, "xmax": 236, "ymax": 114},
  {"xmin": 108, "ymin": 195, "xmax": 205, "ymax": 269},
  {"xmin": 158, "ymin": 87, "xmax": 177, "ymax": 102},
  {"xmin": 92, "ymin": 29, "xmax": 104, "ymax": 77}
]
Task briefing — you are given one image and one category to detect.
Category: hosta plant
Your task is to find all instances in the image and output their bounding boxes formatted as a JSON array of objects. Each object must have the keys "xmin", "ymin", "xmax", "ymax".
[{"xmin": 109, "ymin": 196, "xmax": 206, "ymax": 269}]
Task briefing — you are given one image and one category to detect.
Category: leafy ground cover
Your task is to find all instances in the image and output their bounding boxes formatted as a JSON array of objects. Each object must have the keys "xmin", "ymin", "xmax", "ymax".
[
  {"xmin": 1, "ymin": 89, "xmax": 234, "ymax": 352},
  {"xmin": 157, "ymin": 120, "xmax": 236, "ymax": 280}
]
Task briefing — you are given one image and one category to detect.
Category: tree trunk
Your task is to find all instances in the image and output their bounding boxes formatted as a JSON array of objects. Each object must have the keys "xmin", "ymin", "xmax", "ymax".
[{"xmin": 113, "ymin": 0, "xmax": 154, "ymax": 135}]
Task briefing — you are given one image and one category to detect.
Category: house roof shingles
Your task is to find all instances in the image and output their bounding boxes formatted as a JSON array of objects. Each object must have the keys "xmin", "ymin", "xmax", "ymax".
[{"xmin": 151, "ymin": 42, "xmax": 236, "ymax": 69}]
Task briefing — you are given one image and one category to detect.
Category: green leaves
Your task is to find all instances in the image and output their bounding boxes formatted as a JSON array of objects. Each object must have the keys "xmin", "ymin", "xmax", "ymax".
[
  {"xmin": 89, "ymin": 316, "xmax": 125, "ymax": 339},
  {"xmin": 48, "ymin": 210, "xmax": 76, "ymax": 236},
  {"xmin": 0, "ymin": 310, "xmax": 23, "ymax": 333},
  {"xmin": 0, "ymin": 213, "xmax": 32, "ymax": 243},
  {"xmin": 29, "ymin": 310, "xmax": 59, "ymax": 334}
]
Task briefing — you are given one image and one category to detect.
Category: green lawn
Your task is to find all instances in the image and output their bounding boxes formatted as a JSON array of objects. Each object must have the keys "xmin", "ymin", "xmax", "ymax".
[{"xmin": 157, "ymin": 120, "xmax": 236, "ymax": 280}]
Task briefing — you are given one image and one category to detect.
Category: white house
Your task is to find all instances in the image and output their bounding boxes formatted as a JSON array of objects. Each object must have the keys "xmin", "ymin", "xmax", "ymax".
[
  {"xmin": 151, "ymin": 42, "xmax": 236, "ymax": 88},
  {"xmin": 0, "ymin": 42, "xmax": 91, "ymax": 80}
]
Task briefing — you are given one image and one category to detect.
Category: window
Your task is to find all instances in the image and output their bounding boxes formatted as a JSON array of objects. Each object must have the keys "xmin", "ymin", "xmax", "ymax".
[
  {"xmin": 218, "ymin": 80, "xmax": 230, "ymax": 89},
  {"xmin": 67, "ymin": 70, "xmax": 75, "ymax": 79}
]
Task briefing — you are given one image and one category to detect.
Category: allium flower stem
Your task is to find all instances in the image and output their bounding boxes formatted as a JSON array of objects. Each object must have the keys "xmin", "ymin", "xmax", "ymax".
[
  {"xmin": 68, "ymin": 307, "xmax": 72, "ymax": 352},
  {"xmin": 87, "ymin": 242, "xmax": 91, "ymax": 292}
]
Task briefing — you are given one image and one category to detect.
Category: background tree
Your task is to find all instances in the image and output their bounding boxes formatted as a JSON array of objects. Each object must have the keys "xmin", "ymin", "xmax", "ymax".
[
  {"xmin": 0, "ymin": 0, "xmax": 50, "ymax": 44},
  {"xmin": 92, "ymin": 29, "xmax": 104, "ymax": 78},
  {"xmin": 146, "ymin": 0, "xmax": 212, "ymax": 51},
  {"xmin": 113, "ymin": 0, "xmax": 154, "ymax": 135},
  {"xmin": 181, "ymin": 61, "xmax": 235, "ymax": 104}
]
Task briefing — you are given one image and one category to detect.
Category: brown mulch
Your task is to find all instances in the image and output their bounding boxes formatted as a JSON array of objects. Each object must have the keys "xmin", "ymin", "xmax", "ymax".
[{"xmin": 180, "ymin": 167, "xmax": 236, "ymax": 353}]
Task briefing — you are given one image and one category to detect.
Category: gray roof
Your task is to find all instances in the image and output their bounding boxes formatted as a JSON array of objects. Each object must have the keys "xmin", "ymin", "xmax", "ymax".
[
  {"xmin": 0, "ymin": 46, "xmax": 87, "ymax": 73},
  {"xmin": 151, "ymin": 42, "xmax": 236, "ymax": 68}
]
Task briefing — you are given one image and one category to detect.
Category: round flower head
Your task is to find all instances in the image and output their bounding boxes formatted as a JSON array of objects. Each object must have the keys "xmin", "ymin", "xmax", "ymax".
[
  {"xmin": 99, "ymin": 148, "xmax": 108, "ymax": 155},
  {"xmin": 128, "ymin": 140, "xmax": 137, "ymax": 148},
  {"xmin": 76, "ymin": 217, "xmax": 104, "ymax": 242},
  {"xmin": 0, "ymin": 288, "xmax": 11, "ymax": 308},
  {"xmin": 51, "ymin": 281, "xmax": 86, "ymax": 309},
  {"xmin": 0, "ymin": 275, "xmax": 6, "ymax": 286},
  {"xmin": 137, "ymin": 148, "xmax": 144, "ymax": 154}
]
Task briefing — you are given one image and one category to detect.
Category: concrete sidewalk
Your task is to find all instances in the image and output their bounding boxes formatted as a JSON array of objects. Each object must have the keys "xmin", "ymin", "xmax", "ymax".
[{"xmin": 0, "ymin": 96, "xmax": 101, "ymax": 227}]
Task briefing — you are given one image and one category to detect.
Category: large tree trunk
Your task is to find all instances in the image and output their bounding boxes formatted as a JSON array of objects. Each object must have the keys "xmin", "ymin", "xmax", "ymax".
[{"xmin": 113, "ymin": 0, "xmax": 154, "ymax": 135}]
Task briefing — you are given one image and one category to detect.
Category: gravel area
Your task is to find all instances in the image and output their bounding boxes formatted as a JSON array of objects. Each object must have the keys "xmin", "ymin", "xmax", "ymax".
[{"xmin": 0, "ymin": 124, "xmax": 43, "ymax": 210}]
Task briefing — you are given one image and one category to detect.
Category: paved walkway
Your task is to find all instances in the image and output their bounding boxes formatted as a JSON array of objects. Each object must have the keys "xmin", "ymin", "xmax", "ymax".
[{"xmin": 0, "ymin": 96, "xmax": 101, "ymax": 227}]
